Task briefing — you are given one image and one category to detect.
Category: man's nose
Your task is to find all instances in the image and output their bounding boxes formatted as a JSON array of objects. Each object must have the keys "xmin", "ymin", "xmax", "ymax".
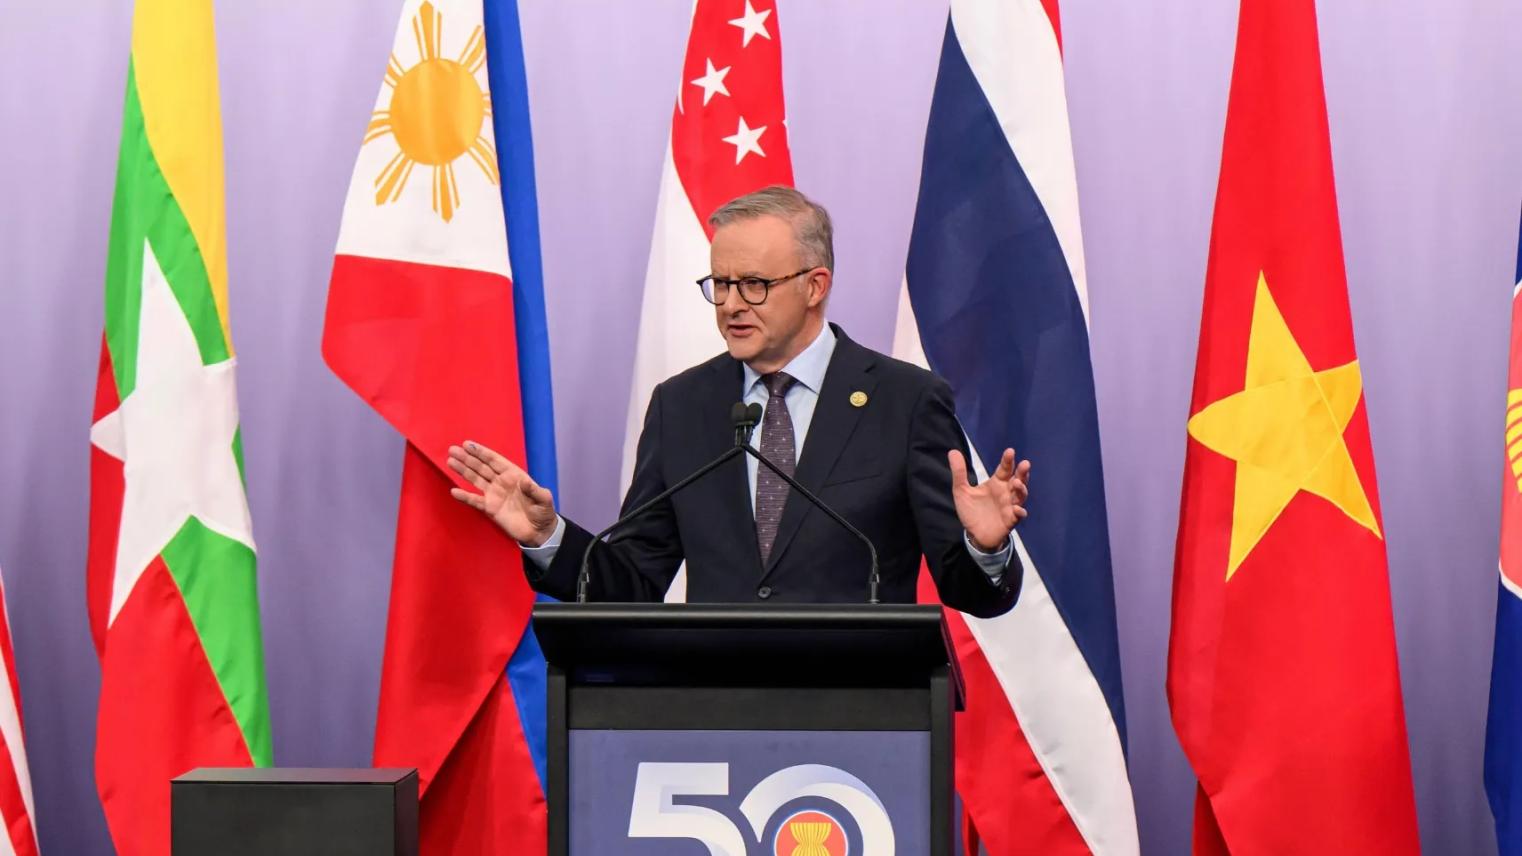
[{"xmin": 721, "ymin": 284, "xmax": 750, "ymax": 314}]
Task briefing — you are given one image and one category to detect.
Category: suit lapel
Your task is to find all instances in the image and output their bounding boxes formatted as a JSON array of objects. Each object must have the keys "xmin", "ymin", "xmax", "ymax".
[{"xmin": 761, "ymin": 328, "xmax": 878, "ymax": 578}]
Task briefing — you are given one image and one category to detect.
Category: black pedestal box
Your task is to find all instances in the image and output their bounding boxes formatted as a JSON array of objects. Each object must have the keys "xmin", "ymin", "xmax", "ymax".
[{"xmin": 171, "ymin": 767, "xmax": 418, "ymax": 856}]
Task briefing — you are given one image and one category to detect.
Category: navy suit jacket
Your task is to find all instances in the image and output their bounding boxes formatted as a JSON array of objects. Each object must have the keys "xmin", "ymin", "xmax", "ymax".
[{"xmin": 528, "ymin": 326, "xmax": 1020, "ymax": 618}]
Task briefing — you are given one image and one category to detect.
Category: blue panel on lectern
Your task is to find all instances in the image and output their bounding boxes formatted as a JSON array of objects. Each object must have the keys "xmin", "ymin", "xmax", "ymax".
[{"xmin": 569, "ymin": 729, "xmax": 929, "ymax": 855}]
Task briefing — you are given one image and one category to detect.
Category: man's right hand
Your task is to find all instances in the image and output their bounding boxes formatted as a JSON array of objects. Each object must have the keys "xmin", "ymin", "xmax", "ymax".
[{"xmin": 447, "ymin": 440, "xmax": 559, "ymax": 546}]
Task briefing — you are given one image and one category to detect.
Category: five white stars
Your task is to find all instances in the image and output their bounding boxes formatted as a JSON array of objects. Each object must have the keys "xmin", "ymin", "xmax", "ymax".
[
  {"xmin": 690, "ymin": 58, "xmax": 731, "ymax": 106},
  {"xmin": 90, "ymin": 240, "xmax": 254, "ymax": 625},
  {"xmin": 721, "ymin": 116, "xmax": 768, "ymax": 165},
  {"xmin": 728, "ymin": 1, "xmax": 772, "ymax": 48}
]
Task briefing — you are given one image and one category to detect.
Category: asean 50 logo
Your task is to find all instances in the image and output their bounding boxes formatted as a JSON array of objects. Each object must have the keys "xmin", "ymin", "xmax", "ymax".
[
  {"xmin": 772, "ymin": 808, "xmax": 849, "ymax": 855},
  {"xmin": 627, "ymin": 762, "xmax": 895, "ymax": 855}
]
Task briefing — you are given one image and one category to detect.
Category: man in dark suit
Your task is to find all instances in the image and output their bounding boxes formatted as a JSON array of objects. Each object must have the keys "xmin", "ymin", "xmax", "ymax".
[{"xmin": 448, "ymin": 186, "xmax": 1030, "ymax": 618}]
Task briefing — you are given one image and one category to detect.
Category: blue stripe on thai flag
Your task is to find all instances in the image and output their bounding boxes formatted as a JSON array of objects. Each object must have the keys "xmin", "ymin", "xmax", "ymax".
[
  {"xmin": 1484, "ymin": 218, "xmax": 1522, "ymax": 855},
  {"xmin": 484, "ymin": 0, "xmax": 553, "ymax": 792},
  {"xmin": 902, "ymin": 1, "xmax": 1137, "ymax": 851}
]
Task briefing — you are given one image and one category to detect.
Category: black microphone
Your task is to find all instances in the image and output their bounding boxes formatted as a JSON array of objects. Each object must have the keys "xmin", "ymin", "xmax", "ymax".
[
  {"xmin": 732, "ymin": 401, "xmax": 762, "ymax": 447},
  {"xmin": 576, "ymin": 403, "xmax": 760, "ymax": 602},
  {"xmin": 735, "ymin": 421, "xmax": 882, "ymax": 605}
]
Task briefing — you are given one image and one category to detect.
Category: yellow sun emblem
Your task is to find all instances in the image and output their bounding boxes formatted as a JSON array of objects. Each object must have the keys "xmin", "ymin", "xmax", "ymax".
[{"xmin": 365, "ymin": 1, "xmax": 499, "ymax": 223}]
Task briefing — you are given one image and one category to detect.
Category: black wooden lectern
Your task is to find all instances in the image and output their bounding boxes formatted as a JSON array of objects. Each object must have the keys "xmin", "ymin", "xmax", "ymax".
[{"xmin": 533, "ymin": 602, "xmax": 963, "ymax": 855}]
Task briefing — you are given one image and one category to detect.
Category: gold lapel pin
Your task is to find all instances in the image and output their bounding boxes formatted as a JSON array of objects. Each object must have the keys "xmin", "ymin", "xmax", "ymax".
[{"xmin": 850, "ymin": 391, "xmax": 868, "ymax": 408}]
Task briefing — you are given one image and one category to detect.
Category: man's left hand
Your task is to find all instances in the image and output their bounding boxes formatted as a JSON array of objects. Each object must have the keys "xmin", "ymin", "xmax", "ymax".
[{"xmin": 949, "ymin": 447, "xmax": 1031, "ymax": 552}]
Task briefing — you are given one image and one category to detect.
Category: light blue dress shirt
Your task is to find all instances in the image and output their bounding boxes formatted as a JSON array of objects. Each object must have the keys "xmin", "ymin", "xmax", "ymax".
[{"xmin": 524, "ymin": 323, "xmax": 1012, "ymax": 580}]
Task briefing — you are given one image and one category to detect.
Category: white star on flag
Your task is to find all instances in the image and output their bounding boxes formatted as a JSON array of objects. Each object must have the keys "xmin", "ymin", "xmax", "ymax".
[
  {"xmin": 721, "ymin": 116, "xmax": 768, "ymax": 165},
  {"xmin": 90, "ymin": 241, "xmax": 255, "ymax": 625},
  {"xmin": 690, "ymin": 58, "xmax": 732, "ymax": 106},
  {"xmin": 728, "ymin": 0, "xmax": 772, "ymax": 47}
]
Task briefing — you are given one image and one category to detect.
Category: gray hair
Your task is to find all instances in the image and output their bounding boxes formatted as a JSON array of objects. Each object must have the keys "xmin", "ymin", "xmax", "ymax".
[{"xmin": 708, "ymin": 185, "xmax": 835, "ymax": 273}]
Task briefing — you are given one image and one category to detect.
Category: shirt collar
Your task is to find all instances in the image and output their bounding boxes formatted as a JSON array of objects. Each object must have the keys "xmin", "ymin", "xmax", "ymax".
[{"xmin": 742, "ymin": 322, "xmax": 837, "ymax": 396}]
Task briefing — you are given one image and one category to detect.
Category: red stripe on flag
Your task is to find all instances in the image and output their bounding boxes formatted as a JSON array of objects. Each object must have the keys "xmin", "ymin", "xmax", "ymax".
[
  {"xmin": 0, "ymin": 583, "xmax": 22, "ymax": 749},
  {"xmin": 917, "ymin": 569, "xmax": 1088, "ymax": 855},
  {"xmin": 87, "ymin": 336, "xmax": 124, "ymax": 657},
  {"xmin": 0, "ymin": 731, "xmax": 36, "ymax": 856},
  {"xmin": 96, "ymin": 558, "xmax": 253, "ymax": 856}
]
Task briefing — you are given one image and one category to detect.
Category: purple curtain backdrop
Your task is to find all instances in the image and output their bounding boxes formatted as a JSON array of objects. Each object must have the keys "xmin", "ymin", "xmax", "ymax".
[{"xmin": 1, "ymin": 1, "xmax": 1519, "ymax": 854}]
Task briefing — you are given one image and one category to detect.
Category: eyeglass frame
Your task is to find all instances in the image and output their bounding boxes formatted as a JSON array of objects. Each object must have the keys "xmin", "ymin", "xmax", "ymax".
[{"xmin": 695, "ymin": 267, "xmax": 818, "ymax": 306}]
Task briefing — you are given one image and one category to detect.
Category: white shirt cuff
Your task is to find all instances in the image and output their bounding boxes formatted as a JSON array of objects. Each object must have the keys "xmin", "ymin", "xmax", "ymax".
[
  {"xmin": 964, "ymin": 531, "xmax": 1014, "ymax": 584},
  {"xmin": 519, "ymin": 515, "xmax": 565, "ymax": 568}
]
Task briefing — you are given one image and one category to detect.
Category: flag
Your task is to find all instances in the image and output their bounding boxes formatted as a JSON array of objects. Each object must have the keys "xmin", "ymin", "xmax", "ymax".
[
  {"xmin": 620, "ymin": 0, "xmax": 794, "ymax": 601},
  {"xmin": 1166, "ymin": 0, "xmax": 1420, "ymax": 851},
  {"xmin": 0, "ymin": 567, "xmax": 38, "ymax": 856},
  {"xmin": 1485, "ymin": 211, "xmax": 1522, "ymax": 853},
  {"xmin": 322, "ymin": 0, "xmax": 552, "ymax": 851},
  {"xmin": 87, "ymin": 2, "xmax": 272, "ymax": 853},
  {"xmin": 895, "ymin": 1, "xmax": 1137, "ymax": 853}
]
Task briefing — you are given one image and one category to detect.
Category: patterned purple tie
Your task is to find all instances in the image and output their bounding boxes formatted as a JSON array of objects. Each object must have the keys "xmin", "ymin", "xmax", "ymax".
[{"xmin": 755, "ymin": 371, "xmax": 797, "ymax": 565}]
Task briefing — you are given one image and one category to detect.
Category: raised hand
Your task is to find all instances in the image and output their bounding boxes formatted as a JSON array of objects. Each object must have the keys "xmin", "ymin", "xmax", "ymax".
[
  {"xmin": 447, "ymin": 440, "xmax": 559, "ymax": 546},
  {"xmin": 949, "ymin": 447, "xmax": 1031, "ymax": 552}
]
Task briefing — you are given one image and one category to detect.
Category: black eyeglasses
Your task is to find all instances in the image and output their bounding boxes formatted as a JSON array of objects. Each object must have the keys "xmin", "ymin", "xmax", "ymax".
[{"xmin": 696, "ymin": 268, "xmax": 814, "ymax": 306}]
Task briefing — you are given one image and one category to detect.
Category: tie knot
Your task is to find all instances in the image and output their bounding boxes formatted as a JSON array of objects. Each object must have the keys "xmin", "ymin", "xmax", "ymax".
[{"xmin": 764, "ymin": 371, "xmax": 796, "ymax": 398}]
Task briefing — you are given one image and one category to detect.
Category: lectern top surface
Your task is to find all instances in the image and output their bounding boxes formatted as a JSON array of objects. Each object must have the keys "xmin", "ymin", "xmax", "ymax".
[{"xmin": 173, "ymin": 768, "xmax": 417, "ymax": 785}]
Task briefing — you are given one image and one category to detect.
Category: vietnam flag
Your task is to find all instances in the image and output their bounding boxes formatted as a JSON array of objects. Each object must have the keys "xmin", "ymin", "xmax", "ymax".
[{"xmin": 1166, "ymin": 0, "xmax": 1421, "ymax": 853}]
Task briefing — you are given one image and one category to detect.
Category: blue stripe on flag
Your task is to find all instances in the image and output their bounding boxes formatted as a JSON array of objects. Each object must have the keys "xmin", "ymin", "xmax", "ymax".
[
  {"xmin": 1487, "ymin": 581, "xmax": 1522, "ymax": 853},
  {"xmin": 485, "ymin": 0, "xmax": 552, "ymax": 792},
  {"xmin": 905, "ymin": 19, "xmax": 1127, "ymax": 743}
]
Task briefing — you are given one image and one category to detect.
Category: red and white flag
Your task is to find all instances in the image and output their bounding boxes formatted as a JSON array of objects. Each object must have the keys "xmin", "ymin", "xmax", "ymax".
[
  {"xmin": 621, "ymin": 1, "xmax": 794, "ymax": 601},
  {"xmin": 0, "ymin": 568, "xmax": 36, "ymax": 856}
]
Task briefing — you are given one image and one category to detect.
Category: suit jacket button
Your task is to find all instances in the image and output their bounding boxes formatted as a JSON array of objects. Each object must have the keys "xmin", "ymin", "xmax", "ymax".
[{"xmin": 757, "ymin": 585, "xmax": 773, "ymax": 599}]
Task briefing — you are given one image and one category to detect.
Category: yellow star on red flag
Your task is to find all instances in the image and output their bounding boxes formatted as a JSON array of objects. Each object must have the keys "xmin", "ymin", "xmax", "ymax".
[{"xmin": 1186, "ymin": 272, "xmax": 1382, "ymax": 579}]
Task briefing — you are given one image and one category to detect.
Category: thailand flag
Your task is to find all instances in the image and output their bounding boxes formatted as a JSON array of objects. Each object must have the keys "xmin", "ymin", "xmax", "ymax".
[
  {"xmin": 1486, "ymin": 210, "xmax": 1522, "ymax": 855},
  {"xmin": 894, "ymin": 1, "xmax": 1138, "ymax": 853},
  {"xmin": 323, "ymin": 0, "xmax": 553, "ymax": 851}
]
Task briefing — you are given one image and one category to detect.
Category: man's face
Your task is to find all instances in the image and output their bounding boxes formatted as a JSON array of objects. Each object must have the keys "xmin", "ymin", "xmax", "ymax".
[{"xmin": 709, "ymin": 214, "xmax": 825, "ymax": 371}]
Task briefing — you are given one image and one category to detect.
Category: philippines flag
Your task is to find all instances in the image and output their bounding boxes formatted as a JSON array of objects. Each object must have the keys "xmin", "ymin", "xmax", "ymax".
[
  {"xmin": 1486, "ymin": 210, "xmax": 1522, "ymax": 854},
  {"xmin": 894, "ymin": 1, "xmax": 1138, "ymax": 853},
  {"xmin": 619, "ymin": 0, "xmax": 794, "ymax": 604},
  {"xmin": 322, "ymin": 0, "xmax": 553, "ymax": 851}
]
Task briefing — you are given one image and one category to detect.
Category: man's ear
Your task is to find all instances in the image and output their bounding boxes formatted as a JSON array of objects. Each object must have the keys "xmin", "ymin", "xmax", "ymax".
[{"xmin": 807, "ymin": 269, "xmax": 831, "ymax": 308}]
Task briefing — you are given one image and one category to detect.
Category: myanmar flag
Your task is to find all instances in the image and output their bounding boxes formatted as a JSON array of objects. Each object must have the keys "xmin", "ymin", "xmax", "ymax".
[
  {"xmin": 87, "ymin": 2, "xmax": 272, "ymax": 853},
  {"xmin": 1166, "ymin": 0, "xmax": 1420, "ymax": 853}
]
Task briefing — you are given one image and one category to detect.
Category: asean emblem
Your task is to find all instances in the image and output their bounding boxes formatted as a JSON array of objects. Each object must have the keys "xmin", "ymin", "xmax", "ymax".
[{"xmin": 772, "ymin": 809, "xmax": 847, "ymax": 856}]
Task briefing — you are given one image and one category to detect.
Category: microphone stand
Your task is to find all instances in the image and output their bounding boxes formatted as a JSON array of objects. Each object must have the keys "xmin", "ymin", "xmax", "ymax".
[
  {"xmin": 576, "ymin": 405, "xmax": 881, "ymax": 605},
  {"xmin": 576, "ymin": 445, "xmax": 744, "ymax": 603}
]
